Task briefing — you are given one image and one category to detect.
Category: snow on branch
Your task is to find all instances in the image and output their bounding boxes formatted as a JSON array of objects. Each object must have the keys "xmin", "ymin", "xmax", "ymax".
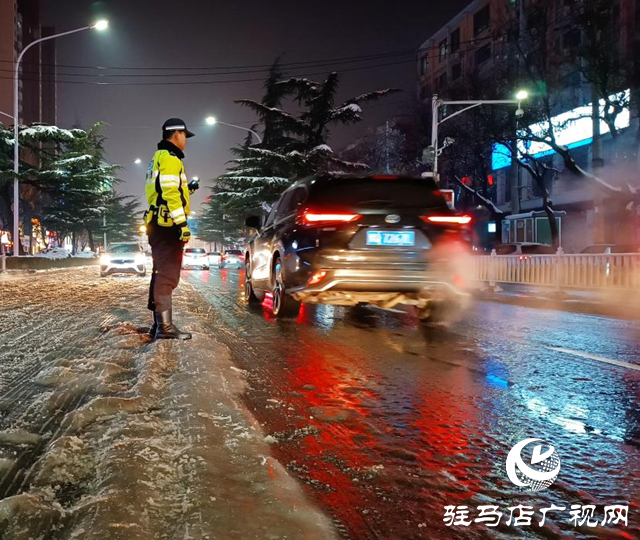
[{"xmin": 454, "ymin": 176, "xmax": 505, "ymax": 215}]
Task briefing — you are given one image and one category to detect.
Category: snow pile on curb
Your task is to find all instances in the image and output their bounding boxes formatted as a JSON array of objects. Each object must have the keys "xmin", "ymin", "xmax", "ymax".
[{"xmin": 0, "ymin": 271, "xmax": 337, "ymax": 539}]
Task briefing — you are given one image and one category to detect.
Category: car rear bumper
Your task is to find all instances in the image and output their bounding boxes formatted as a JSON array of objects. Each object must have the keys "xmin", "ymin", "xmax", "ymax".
[
  {"xmin": 289, "ymin": 266, "xmax": 468, "ymax": 307},
  {"xmin": 183, "ymin": 260, "xmax": 209, "ymax": 268}
]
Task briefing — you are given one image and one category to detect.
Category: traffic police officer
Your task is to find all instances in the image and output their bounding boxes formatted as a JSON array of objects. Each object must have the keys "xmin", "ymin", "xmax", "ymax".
[{"xmin": 145, "ymin": 118, "xmax": 197, "ymax": 340}]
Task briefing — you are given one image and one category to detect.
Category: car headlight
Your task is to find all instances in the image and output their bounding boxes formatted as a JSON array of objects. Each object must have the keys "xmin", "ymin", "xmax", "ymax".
[
  {"xmin": 135, "ymin": 253, "xmax": 145, "ymax": 265},
  {"xmin": 100, "ymin": 254, "xmax": 111, "ymax": 265}
]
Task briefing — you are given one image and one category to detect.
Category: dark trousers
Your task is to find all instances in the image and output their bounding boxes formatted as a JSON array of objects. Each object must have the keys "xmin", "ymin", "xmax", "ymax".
[{"xmin": 147, "ymin": 222, "xmax": 184, "ymax": 313}]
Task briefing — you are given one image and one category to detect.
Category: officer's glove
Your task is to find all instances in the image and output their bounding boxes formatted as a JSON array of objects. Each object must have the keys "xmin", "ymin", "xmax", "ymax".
[
  {"xmin": 188, "ymin": 179, "xmax": 200, "ymax": 194},
  {"xmin": 178, "ymin": 224, "xmax": 191, "ymax": 243}
]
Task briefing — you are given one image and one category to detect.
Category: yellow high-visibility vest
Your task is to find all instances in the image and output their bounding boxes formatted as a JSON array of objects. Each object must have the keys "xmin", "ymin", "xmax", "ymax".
[{"xmin": 145, "ymin": 147, "xmax": 190, "ymax": 227}]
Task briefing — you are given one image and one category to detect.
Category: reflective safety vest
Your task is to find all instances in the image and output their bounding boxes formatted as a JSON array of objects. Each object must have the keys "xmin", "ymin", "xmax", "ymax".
[{"xmin": 145, "ymin": 147, "xmax": 190, "ymax": 227}]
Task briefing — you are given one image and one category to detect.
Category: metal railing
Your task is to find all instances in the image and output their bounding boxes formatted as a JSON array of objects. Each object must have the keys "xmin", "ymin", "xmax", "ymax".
[{"xmin": 472, "ymin": 250, "xmax": 640, "ymax": 291}]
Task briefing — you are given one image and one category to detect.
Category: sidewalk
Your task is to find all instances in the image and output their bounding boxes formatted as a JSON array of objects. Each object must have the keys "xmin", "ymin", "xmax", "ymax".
[
  {"xmin": 0, "ymin": 269, "xmax": 337, "ymax": 540},
  {"xmin": 475, "ymin": 283, "xmax": 640, "ymax": 319}
]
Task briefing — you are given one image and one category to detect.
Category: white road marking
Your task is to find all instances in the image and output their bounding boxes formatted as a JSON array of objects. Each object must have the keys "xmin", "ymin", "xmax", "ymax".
[{"xmin": 546, "ymin": 346, "xmax": 640, "ymax": 372}]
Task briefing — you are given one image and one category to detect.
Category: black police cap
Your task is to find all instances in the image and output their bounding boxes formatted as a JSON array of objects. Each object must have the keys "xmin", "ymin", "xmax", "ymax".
[{"xmin": 162, "ymin": 118, "xmax": 195, "ymax": 138}]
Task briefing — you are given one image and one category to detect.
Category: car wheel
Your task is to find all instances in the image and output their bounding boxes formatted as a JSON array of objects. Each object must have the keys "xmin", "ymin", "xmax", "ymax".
[
  {"xmin": 272, "ymin": 257, "xmax": 300, "ymax": 318},
  {"xmin": 100, "ymin": 271, "xmax": 108, "ymax": 278},
  {"xmin": 138, "ymin": 272, "xmax": 146, "ymax": 277},
  {"xmin": 244, "ymin": 259, "xmax": 261, "ymax": 306}
]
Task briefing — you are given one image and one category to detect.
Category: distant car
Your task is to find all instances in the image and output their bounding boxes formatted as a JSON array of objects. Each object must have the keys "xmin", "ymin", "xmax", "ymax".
[
  {"xmin": 581, "ymin": 244, "xmax": 640, "ymax": 254},
  {"xmin": 100, "ymin": 243, "xmax": 146, "ymax": 277},
  {"xmin": 183, "ymin": 248, "xmax": 209, "ymax": 270},
  {"xmin": 495, "ymin": 243, "xmax": 556, "ymax": 256},
  {"xmin": 208, "ymin": 251, "xmax": 222, "ymax": 267},
  {"xmin": 221, "ymin": 249, "xmax": 243, "ymax": 268}
]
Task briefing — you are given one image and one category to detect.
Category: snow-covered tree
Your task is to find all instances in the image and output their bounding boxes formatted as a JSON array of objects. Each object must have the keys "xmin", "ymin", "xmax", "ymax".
[
  {"xmin": 101, "ymin": 193, "xmax": 141, "ymax": 244},
  {"xmin": 217, "ymin": 67, "xmax": 399, "ymax": 222},
  {"xmin": 36, "ymin": 123, "xmax": 119, "ymax": 253}
]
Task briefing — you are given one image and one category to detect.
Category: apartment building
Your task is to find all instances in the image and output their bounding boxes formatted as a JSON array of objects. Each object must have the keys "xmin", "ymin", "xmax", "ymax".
[
  {"xmin": 0, "ymin": 0, "xmax": 57, "ymax": 128},
  {"xmin": 417, "ymin": 0, "xmax": 640, "ymax": 251}
]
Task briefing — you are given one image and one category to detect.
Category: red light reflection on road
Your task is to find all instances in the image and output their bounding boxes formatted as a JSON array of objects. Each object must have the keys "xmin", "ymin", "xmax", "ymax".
[{"xmin": 272, "ymin": 341, "xmax": 392, "ymax": 537}]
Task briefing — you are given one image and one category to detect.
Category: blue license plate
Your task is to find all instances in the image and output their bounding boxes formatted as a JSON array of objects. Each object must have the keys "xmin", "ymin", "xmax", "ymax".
[{"xmin": 366, "ymin": 230, "xmax": 415, "ymax": 247}]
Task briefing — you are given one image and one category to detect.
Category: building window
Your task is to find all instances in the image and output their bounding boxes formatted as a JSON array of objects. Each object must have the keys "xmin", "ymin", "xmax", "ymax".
[
  {"xmin": 420, "ymin": 55, "xmax": 429, "ymax": 75},
  {"xmin": 474, "ymin": 4, "xmax": 490, "ymax": 36},
  {"xmin": 437, "ymin": 72, "xmax": 448, "ymax": 91},
  {"xmin": 450, "ymin": 28, "xmax": 461, "ymax": 53},
  {"xmin": 439, "ymin": 38, "xmax": 448, "ymax": 61},
  {"xmin": 452, "ymin": 63, "xmax": 462, "ymax": 80},
  {"xmin": 475, "ymin": 43, "xmax": 491, "ymax": 65}
]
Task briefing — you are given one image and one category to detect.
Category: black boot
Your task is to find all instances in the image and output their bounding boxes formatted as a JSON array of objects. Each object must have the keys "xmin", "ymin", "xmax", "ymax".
[
  {"xmin": 154, "ymin": 309, "xmax": 192, "ymax": 340},
  {"xmin": 148, "ymin": 312, "xmax": 159, "ymax": 336}
]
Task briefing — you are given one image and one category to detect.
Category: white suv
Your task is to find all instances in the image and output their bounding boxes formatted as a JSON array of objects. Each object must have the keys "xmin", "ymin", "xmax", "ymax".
[{"xmin": 100, "ymin": 243, "xmax": 146, "ymax": 277}]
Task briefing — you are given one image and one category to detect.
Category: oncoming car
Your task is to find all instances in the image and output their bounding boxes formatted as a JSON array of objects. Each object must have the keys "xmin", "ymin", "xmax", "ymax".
[
  {"xmin": 100, "ymin": 243, "xmax": 146, "ymax": 277},
  {"xmin": 244, "ymin": 174, "xmax": 472, "ymax": 321},
  {"xmin": 183, "ymin": 248, "xmax": 209, "ymax": 270}
]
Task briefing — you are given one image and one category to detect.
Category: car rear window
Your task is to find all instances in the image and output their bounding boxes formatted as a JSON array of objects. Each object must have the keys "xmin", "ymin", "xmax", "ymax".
[
  {"xmin": 225, "ymin": 250, "xmax": 242, "ymax": 255},
  {"xmin": 612, "ymin": 244, "xmax": 640, "ymax": 253},
  {"xmin": 209, "ymin": 252, "xmax": 220, "ymax": 256},
  {"xmin": 496, "ymin": 245, "xmax": 516, "ymax": 255},
  {"xmin": 307, "ymin": 177, "xmax": 446, "ymax": 209},
  {"xmin": 522, "ymin": 245, "xmax": 555, "ymax": 254},
  {"xmin": 581, "ymin": 245, "xmax": 606, "ymax": 254},
  {"xmin": 185, "ymin": 248, "xmax": 206, "ymax": 254}
]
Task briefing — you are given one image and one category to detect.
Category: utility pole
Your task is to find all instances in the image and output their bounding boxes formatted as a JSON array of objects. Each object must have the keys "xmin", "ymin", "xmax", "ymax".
[{"xmin": 385, "ymin": 121, "xmax": 390, "ymax": 174}]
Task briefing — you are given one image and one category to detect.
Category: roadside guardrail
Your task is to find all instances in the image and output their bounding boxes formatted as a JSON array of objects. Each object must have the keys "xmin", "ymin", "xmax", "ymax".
[{"xmin": 473, "ymin": 249, "xmax": 640, "ymax": 291}]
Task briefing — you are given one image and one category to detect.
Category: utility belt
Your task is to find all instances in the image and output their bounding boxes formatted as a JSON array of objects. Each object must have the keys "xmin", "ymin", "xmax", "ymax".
[{"xmin": 144, "ymin": 204, "xmax": 175, "ymax": 228}]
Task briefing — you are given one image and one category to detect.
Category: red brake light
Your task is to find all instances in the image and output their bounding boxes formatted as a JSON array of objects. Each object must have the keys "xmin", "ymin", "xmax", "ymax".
[
  {"xmin": 308, "ymin": 270, "xmax": 328, "ymax": 286},
  {"xmin": 302, "ymin": 211, "xmax": 361, "ymax": 225},
  {"xmin": 422, "ymin": 215, "xmax": 472, "ymax": 225}
]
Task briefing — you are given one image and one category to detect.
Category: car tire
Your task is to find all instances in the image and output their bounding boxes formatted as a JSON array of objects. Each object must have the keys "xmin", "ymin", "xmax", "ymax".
[
  {"xmin": 244, "ymin": 259, "xmax": 261, "ymax": 306},
  {"xmin": 138, "ymin": 272, "xmax": 146, "ymax": 277},
  {"xmin": 272, "ymin": 257, "xmax": 300, "ymax": 318},
  {"xmin": 100, "ymin": 271, "xmax": 108, "ymax": 278}
]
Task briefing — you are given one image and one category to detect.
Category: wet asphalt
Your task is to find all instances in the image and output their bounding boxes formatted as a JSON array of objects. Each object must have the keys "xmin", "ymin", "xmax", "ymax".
[{"xmin": 186, "ymin": 267, "xmax": 639, "ymax": 540}]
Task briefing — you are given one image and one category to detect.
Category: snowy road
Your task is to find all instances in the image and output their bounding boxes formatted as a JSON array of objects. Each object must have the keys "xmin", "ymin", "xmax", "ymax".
[
  {"xmin": 187, "ymin": 267, "xmax": 640, "ymax": 540},
  {"xmin": 0, "ymin": 268, "xmax": 336, "ymax": 540},
  {"xmin": 0, "ymin": 266, "xmax": 638, "ymax": 539}
]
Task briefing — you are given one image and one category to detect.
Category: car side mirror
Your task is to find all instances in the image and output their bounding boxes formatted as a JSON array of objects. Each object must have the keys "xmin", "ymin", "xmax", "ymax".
[{"xmin": 245, "ymin": 216, "xmax": 261, "ymax": 230}]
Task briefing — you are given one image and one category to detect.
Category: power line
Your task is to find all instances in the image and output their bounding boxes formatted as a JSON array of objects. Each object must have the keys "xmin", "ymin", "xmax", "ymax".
[
  {"xmin": 0, "ymin": 34, "xmax": 492, "ymax": 76},
  {"xmin": 0, "ymin": 51, "xmax": 418, "ymax": 79},
  {"xmin": 0, "ymin": 57, "xmax": 420, "ymax": 86}
]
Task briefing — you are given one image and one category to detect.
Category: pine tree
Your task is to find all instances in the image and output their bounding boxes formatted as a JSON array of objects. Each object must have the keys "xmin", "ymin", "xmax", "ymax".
[
  {"xmin": 217, "ymin": 67, "xmax": 400, "ymax": 222},
  {"xmin": 36, "ymin": 123, "xmax": 118, "ymax": 253}
]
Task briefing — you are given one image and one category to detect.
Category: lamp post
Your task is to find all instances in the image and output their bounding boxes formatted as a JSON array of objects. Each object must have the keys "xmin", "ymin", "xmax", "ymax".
[
  {"xmin": 430, "ymin": 91, "xmax": 528, "ymax": 184},
  {"xmin": 12, "ymin": 20, "xmax": 109, "ymax": 256},
  {"xmin": 205, "ymin": 116, "xmax": 262, "ymax": 143}
]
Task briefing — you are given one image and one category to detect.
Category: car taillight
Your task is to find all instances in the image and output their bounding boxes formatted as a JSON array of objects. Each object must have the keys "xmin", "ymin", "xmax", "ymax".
[
  {"xmin": 421, "ymin": 215, "xmax": 472, "ymax": 225},
  {"xmin": 308, "ymin": 270, "xmax": 327, "ymax": 286},
  {"xmin": 301, "ymin": 211, "xmax": 361, "ymax": 225}
]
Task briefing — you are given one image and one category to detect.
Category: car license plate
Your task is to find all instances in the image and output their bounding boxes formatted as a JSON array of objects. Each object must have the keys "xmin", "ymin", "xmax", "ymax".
[{"xmin": 366, "ymin": 230, "xmax": 415, "ymax": 247}]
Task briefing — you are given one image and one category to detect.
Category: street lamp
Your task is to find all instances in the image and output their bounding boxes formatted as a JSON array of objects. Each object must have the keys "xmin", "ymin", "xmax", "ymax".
[
  {"xmin": 205, "ymin": 115, "xmax": 262, "ymax": 143},
  {"xmin": 12, "ymin": 20, "xmax": 109, "ymax": 256},
  {"xmin": 428, "ymin": 90, "xmax": 528, "ymax": 183}
]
